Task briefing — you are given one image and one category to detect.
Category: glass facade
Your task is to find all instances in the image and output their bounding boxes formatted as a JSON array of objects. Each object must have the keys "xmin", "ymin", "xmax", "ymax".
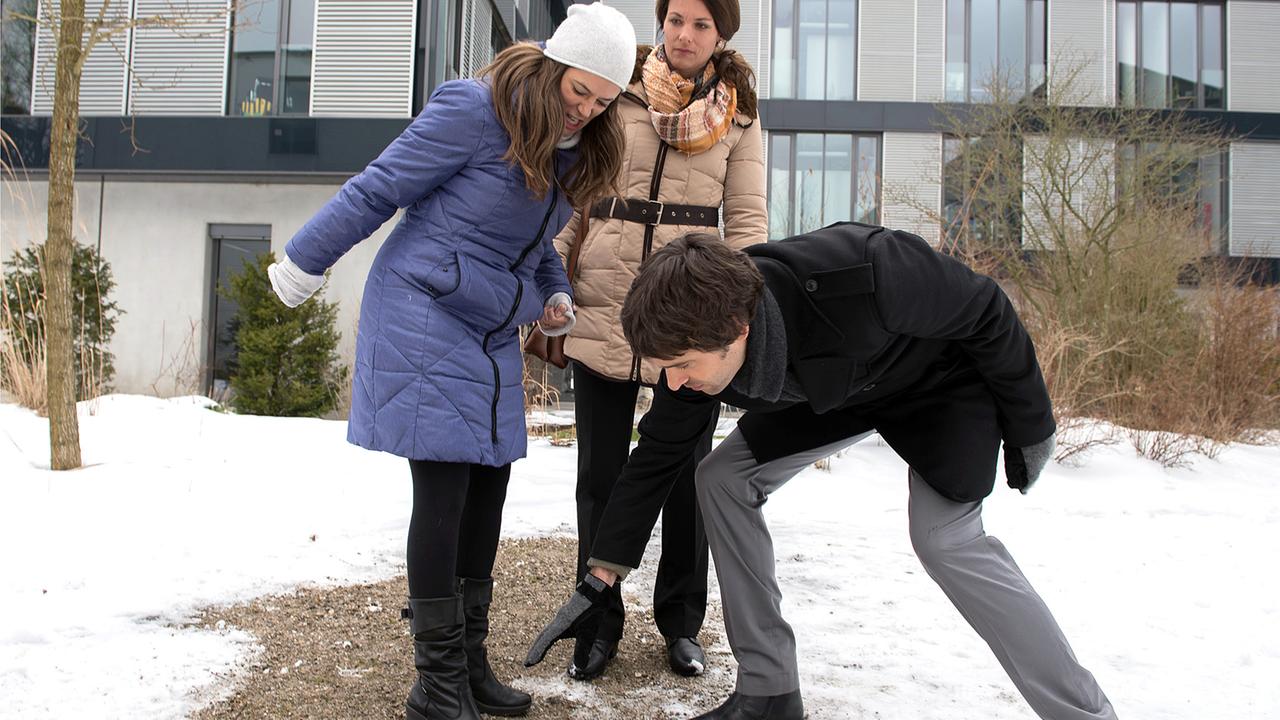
[
  {"xmin": 942, "ymin": 135, "xmax": 1022, "ymax": 247},
  {"xmin": 945, "ymin": 0, "xmax": 1046, "ymax": 103},
  {"xmin": 771, "ymin": 0, "xmax": 855, "ymax": 101},
  {"xmin": 767, "ymin": 132, "xmax": 880, "ymax": 239},
  {"xmin": 1118, "ymin": 1, "xmax": 1224, "ymax": 109},
  {"xmin": 228, "ymin": 0, "xmax": 314, "ymax": 116},
  {"xmin": 1116, "ymin": 143, "xmax": 1227, "ymax": 248},
  {"xmin": 1, "ymin": 0, "xmax": 36, "ymax": 114}
]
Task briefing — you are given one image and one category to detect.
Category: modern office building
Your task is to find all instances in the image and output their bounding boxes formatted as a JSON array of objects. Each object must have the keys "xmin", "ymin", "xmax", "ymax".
[
  {"xmin": 2, "ymin": 0, "xmax": 1277, "ymax": 397},
  {"xmin": 1, "ymin": 0, "xmax": 570, "ymax": 395}
]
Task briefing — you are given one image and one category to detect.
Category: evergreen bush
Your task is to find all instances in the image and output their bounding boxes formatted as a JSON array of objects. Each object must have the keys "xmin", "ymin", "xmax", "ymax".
[
  {"xmin": 2, "ymin": 240, "xmax": 120, "ymax": 400},
  {"xmin": 222, "ymin": 253, "xmax": 348, "ymax": 417}
]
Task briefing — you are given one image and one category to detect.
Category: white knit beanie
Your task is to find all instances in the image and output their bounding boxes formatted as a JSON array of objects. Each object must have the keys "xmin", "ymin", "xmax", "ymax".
[{"xmin": 543, "ymin": 3, "xmax": 637, "ymax": 91}]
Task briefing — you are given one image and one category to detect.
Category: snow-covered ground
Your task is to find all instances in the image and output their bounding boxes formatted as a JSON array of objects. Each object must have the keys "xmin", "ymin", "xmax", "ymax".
[{"xmin": 1, "ymin": 395, "xmax": 1277, "ymax": 719}]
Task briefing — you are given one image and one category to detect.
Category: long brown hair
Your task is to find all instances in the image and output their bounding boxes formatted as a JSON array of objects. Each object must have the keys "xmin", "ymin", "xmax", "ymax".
[
  {"xmin": 481, "ymin": 42, "xmax": 623, "ymax": 207},
  {"xmin": 652, "ymin": 0, "xmax": 758, "ymax": 118}
]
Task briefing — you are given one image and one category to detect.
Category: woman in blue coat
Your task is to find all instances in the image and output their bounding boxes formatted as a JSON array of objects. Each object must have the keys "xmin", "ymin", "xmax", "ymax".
[{"xmin": 267, "ymin": 5, "xmax": 636, "ymax": 717}]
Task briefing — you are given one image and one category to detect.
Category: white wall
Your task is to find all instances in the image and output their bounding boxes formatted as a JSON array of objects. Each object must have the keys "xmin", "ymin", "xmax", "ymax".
[
  {"xmin": 881, "ymin": 131, "xmax": 942, "ymax": 245},
  {"xmin": 609, "ymin": 0, "xmax": 659, "ymax": 46},
  {"xmin": 915, "ymin": 0, "xmax": 946, "ymax": 103},
  {"xmin": 310, "ymin": 0, "xmax": 418, "ymax": 118},
  {"xmin": 31, "ymin": 0, "xmax": 130, "ymax": 115},
  {"xmin": 129, "ymin": 0, "xmax": 231, "ymax": 116},
  {"xmin": 1021, "ymin": 135, "xmax": 1115, "ymax": 250},
  {"xmin": 1048, "ymin": 0, "xmax": 1115, "ymax": 107},
  {"xmin": 858, "ymin": 0, "xmax": 916, "ymax": 102},
  {"xmin": 1, "ymin": 178, "xmax": 394, "ymax": 395},
  {"xmin": 1227, "ymin": 0, "xmax": 1280, "ymax": 113},
  {"xmin": 1229, "ymin": 141, "xmax": 1280, "ymax": 258},
  {"xmin": 731, "ymin": 0, "xmax": 769, "ymax": 97}
]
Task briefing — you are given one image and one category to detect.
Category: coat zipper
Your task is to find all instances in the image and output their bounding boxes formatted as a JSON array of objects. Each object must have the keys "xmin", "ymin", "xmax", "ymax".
[
  {"xmin": 631, "ymin": 141, "xmax": 671, "ymax": 383},
  {"xmin": 483, "ymin": 186, "xmax": 559, "ymax": 445}
]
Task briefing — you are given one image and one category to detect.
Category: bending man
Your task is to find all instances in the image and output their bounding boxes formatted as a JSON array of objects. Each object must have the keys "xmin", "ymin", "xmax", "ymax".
[{"xmin": 528, "ymin": 223, "xmax": 1117, "ymax": 720}]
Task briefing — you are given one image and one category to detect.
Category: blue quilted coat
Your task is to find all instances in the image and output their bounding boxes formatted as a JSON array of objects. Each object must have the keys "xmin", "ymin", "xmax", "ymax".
[{"xmin": 285, "ymin": 79, "xmax": 575, "ymax": 465}]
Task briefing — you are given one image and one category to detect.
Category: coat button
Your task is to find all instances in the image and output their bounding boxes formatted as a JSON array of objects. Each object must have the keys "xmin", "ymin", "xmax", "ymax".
[{"xmin": 804, "ymin": 279, "xmax": 818, "ymax": 292}]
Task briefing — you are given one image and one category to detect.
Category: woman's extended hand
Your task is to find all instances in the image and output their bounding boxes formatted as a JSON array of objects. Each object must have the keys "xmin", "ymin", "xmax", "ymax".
[{"xmin": 538, "ymin": 292, "xmax": 576, "ymax": 336}]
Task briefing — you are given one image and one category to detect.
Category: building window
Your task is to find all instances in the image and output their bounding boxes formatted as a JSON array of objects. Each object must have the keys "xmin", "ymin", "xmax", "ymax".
[
  {"xmin": 946, "ymin": 0, "xmax": 1046, "ymax": 103},
  {"xmin": 767, "ymin": 132, "xmax": 880, "ymax": 239},
  {"xmin": 771, "ymin": 0, "xmax": 855, "ymax": 101},
  {"xmin": 1118, "ymin": 1, "xmax": 1224, "ymax": 110},
  {"xmin": 207, "ymin": 225, "xmax": 271, "ymax": 398},
  {"xmin": 228, "ymin": 0, "xmax": 315, "ymax": 116},
  {"xmin": 1118, "ymin": 144, "xmax": 1227, "ymax": 248},
  {"xmin": 1, "ymin": 0, "xmax": 36, "ymax": 114},
  {"xmin": 942, "ymin": 135, "xmax": 1023, "ymax": 247}
]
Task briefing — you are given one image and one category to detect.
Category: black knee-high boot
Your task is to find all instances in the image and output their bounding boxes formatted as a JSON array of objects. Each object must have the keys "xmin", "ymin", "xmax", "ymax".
[
  {"xmin": 459, "ymin": 578, "xmax": 532, "ymax": 716},
  {"xmin": 405, "ymin": 596, "xmax": 481, "ymax": 720}
]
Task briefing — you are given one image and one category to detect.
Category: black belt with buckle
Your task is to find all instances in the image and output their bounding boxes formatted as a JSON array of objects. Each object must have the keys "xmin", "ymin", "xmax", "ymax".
[{"xmin": 590, "ymin": 198, "xmax": 720, "ymax": 227}]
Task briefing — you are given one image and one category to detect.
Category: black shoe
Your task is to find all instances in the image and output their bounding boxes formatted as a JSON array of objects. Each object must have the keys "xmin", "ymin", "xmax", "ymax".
[
  {"xmin": 665, "ymin": 636, "xmax": 705, "ymax": 677},
  {"xmin": 690, "ymin": 691, "xmax": 803, "ymax": 720},
  {"xmin": 566, "ymin": 637, "xmax": 618, "ymax": 681},
  {"xmin": 404, "ymin": 596, "xmax": 481, "ymax": 720},
  {"xmin": 458, "ymin": 578, "xmax": 532, "ymax": 716}
]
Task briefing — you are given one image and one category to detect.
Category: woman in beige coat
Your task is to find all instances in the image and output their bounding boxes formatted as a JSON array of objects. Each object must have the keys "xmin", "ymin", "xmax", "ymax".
[{"xmin": 551, "ymin": 0, "xmax": 767, "ymax": 682}]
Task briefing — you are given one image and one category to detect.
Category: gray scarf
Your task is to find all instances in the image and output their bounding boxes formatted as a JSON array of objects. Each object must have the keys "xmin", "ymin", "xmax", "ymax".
[{"xmin": 729, "ymin": 289, "xmax": 805, "ymax": 403}]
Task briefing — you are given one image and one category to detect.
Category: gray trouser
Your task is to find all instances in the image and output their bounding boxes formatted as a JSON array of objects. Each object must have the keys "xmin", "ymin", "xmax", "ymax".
[{"xmin": 696, "ymin": 429, "xmax": 1117, "ymax": 720}]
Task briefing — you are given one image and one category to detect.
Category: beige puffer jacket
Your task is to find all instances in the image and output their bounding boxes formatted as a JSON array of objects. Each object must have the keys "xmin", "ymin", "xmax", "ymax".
[{"xmin": 553, "ymin": 64, "xmax": 767, "ymax": 385}]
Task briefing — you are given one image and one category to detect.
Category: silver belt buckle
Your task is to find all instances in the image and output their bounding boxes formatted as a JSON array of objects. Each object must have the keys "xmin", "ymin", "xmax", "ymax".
[{"xmin": 649, "ymin": 201, "xmax": 665, "ymax": 226}]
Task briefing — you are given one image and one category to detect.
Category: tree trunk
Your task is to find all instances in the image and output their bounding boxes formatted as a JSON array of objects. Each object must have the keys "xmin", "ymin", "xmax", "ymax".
[{"xmin": 45, "ymin": 0, "xmax": 86, "ymax": 470}]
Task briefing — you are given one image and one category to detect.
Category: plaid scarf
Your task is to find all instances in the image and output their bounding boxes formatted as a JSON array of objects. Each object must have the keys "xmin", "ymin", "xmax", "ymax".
[{"xmin": 641, "ymin": 45, "xmax": 737, "ymax": 155}]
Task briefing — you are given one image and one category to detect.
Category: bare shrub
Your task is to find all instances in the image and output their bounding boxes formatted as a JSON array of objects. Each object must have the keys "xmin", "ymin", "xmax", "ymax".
[
  {"xmin": 1187, "ymin": 263, "xmax": 1280, "ymax": 442},
  {"xmin": 1125, "ymin": 426, "xmax": 1214, "ymax": 468},
  {"xmin": 885, "ymin": 60, "xmax": 1273, "ymax": 462},
  {"xmin": 148, "ymin": 319, "xmax": 209, "ymax": 398},
  {"xmin": 1021, "ymin": 314, "xmax": 1123, "ymax": 460}
]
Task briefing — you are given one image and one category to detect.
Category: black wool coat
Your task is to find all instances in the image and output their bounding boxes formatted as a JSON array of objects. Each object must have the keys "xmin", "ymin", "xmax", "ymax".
[{"xmin": 589, "ymin": 222, "xmax": 1056, "ymax": 571}]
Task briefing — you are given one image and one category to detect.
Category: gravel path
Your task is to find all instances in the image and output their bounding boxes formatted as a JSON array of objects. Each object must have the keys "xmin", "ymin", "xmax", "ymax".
[{"xmin": 194, "ymin": 536, "xmax": 735, "ymax": 719}]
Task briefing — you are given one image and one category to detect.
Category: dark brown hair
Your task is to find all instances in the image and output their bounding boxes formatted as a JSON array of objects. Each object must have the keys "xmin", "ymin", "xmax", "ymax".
[
  {"xmin": 621, "ymin": 233, "xmax": 764, "ymax": 359},
  {"xmin": 481, "ymin": 43, "xmax": 624, "ymax": 207},
  {"xmin": 651, "ymin": 0, "xmax": 757, "ymax": 118}
]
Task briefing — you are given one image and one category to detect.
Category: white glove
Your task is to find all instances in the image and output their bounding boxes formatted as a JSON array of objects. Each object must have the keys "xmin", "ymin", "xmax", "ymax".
[
  {"xmin": 538, "ymin": 291, "xmax": 576, "ymax": 336},
  {"xmin": 268, "ymin": 255, "xmax": 325, "ymax": 308}
]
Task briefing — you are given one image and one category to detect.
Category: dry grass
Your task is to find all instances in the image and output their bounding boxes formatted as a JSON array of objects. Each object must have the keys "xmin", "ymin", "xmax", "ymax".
[
  {"xmin": 148, "ymin": 319, "xmax": 209, "ymax": 398},
  {"xmin": 1, "ymin": 132, "xmax": 47, "ymax": 412},
  {"xmin": 1, "ymin": 278, "xmax": 48, "ymax": 414},
  {"xmin": 192, "ymin": 536, "xmax": 733, "ymax": 720}
]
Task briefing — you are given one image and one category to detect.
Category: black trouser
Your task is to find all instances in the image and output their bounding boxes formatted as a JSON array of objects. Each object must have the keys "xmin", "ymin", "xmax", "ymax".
[
  {"xmin": 406, "ymin": 460, "xmax": 511, "ymax": 599},
  {"xmin": 573, "ymin": 362, "xmax": 717, "ymax": 641}
]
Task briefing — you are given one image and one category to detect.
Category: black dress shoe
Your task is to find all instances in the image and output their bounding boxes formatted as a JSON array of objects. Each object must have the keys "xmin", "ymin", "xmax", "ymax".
[
  {"xmin": 690, "ymin": 690, "xmax": 804, "ymax": 720},
  {"xmin": 567, "ymin": 637, "xmax": 618, "ymax": 681},
  {"xmin": 665, "ymin": 636, "xmax": 706, "ymax": 676}
]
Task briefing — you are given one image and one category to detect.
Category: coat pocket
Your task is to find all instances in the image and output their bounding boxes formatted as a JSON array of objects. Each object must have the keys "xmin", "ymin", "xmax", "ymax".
[
  {"xmin": 388, "ymin": 252, "xmax": 462, "ymax": 299},
  {"xmin": 428, "ymin": 250, "xmax": 526, "ymax": 331}
]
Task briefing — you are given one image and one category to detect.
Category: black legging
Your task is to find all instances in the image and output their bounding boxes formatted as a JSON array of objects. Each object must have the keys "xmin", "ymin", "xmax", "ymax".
[{"xmin": 406, "ymin": 459, "xmax": 511, "ymax": 599}]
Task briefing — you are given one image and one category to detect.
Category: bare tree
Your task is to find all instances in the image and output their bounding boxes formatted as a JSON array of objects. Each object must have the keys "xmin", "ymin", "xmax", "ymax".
[{"xmin": 14, "ymin": 0, "xmax": 245, "ymax": 469}]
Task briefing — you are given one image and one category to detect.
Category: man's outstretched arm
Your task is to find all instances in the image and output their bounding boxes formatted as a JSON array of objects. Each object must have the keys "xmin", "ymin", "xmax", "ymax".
[
  {"xmin": 586, "ymin": 377, "xmax": 721, "ymax": 574},
  {"xmin": 525, "ymin": 376, "xmax": 719, "ymax": 665}
]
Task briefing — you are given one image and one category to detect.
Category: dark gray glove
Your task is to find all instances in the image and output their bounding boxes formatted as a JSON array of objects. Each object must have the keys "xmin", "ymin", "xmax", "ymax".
[
  {"xmin": 524, "ymin": 573, "xmax": 609, "ymax": 667},
  {"xmin": 1004, "ymin": 434, "xmax": 1056, "ymax": 494}
]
